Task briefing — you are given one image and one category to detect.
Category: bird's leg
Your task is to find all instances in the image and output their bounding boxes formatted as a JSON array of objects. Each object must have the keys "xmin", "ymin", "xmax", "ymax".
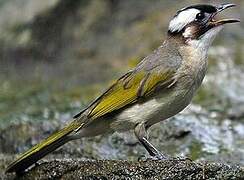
[{"xmin": 134, "ymin": 123, "xmax": 169, "ymax": 160}]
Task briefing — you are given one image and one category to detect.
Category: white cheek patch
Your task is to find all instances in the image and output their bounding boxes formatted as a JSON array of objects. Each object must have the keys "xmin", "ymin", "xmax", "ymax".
[{"xmin": 169, "ymin": 8, "xmax": 200, "ymax": 32}]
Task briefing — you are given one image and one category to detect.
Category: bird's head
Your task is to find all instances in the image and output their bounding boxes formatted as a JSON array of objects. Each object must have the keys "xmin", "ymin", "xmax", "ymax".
[{"xmin": 168, "ymin": 3, "xmax": 239, "ymax": 49}]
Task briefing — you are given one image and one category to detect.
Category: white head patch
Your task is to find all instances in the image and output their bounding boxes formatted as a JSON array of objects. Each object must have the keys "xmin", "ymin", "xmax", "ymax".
[{"xmin": 169, "ymin": 8, "xmax": 200, "ymax": 32}]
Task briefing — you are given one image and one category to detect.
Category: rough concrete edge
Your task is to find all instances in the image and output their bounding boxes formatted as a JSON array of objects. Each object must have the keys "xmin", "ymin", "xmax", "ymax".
[{"xmin": 2, "ymin": 158, "xmax": 244, "ymax": 179}]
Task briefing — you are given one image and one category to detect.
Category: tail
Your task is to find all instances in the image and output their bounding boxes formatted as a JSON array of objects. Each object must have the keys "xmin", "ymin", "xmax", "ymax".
[{"xmin": 5, "ymin": 120, "xmax": 82, "ymax": 173}]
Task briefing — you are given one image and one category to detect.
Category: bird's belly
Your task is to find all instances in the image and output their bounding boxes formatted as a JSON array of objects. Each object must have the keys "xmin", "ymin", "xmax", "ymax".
[{"xmin": 110, "ymin": 86, "xmax": 195, "ymax": 132}]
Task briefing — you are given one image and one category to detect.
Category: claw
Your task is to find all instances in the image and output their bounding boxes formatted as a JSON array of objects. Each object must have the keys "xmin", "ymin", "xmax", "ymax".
[
  {"xmin": 171, "ymin": 156, "xmax": 193, "ymax": 162},
  {"xmin": 154, "ymin": 152, "xmax": 170, "ymax": 160}
]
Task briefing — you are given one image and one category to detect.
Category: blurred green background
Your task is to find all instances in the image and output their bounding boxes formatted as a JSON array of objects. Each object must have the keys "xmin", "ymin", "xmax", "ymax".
[{"xmin": 0, "ymin": 0, "xmax": 243, "ymax": 168}]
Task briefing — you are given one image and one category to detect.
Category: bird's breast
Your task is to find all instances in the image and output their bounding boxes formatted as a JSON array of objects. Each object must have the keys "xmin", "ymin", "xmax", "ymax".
[
  {"xmin": 110, "ymin": 82, "xmax": 195, "ymax": 131},
  {"xmin": 179, "ymin": 45, "xmax": 208, "ymax": 90}
]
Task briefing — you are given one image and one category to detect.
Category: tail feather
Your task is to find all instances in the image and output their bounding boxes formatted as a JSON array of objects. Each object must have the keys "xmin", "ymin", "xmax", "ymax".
[{"xmin": 6, "ymin": 120, "xmax": 82, "ymax": 173}]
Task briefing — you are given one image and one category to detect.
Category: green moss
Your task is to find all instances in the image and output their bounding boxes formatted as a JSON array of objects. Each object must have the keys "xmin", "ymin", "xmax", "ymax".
[
  {"xmin": 193, "ymin": 85, "xmax": 217, "ymax": 106},
  {"xmin": 234, "ymin": 45, "xmax": 244, "ymax": 66},
  {"xmin": 188, "ymin": 141, "xmax": 203, "ymax": 160},
  {"xmin": 0, "ymin": 75, "xmax": 109, "ymax": 128},
  {"xmin": 207, "ymin": 56, "xmax": 218, "ymax": 72}
]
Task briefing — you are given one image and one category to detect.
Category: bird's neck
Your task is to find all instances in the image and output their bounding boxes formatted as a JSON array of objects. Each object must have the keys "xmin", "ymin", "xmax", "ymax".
[
  {"xmin": 164, "ymin": 34, "xmax": 209, "ymax": 60},
  {"xmin": 164, "ymin": 34, "xmax": 186, "ymax": 47},
  {"xmin": 164, "ymin": 34, "xmax": 208, "ymax": 90},
  {"xmin": 164, "ymin": 34, "xmax": 209, "ymax": 72}
]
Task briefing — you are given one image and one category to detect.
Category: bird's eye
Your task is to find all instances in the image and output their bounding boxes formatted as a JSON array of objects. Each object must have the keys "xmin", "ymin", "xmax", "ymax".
[{"xmin": 196, "ymin": 12, "xmax": 205, "ymax": 20}]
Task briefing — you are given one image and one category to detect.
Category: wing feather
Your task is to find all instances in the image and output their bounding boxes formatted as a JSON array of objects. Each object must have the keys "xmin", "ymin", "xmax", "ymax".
[{"xmin": 87, "ymin": 69, "xmax": 175, "ymax": 119}]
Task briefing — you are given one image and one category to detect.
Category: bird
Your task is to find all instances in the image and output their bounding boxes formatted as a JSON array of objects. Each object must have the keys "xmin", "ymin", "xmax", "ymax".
[{"xmin": 6, "ymin": 3, "xmax": 239, "ymax": 173}]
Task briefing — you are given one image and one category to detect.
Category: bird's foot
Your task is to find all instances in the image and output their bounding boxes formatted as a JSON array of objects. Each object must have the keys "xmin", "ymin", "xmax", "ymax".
[
  {"xmin": 138, "ymin": 152, "xmax": 170, "ymax": 161},
  {"xmin": 138, "ymin": 154, "xmax": 192, "ymax": 162},
  {"xmin": 153, "ymin": 152, "xmax": 170, "ymax": 160},
  {"xmin": 170, "ymin": 156, "xmax": 193, "ymax": 162}
]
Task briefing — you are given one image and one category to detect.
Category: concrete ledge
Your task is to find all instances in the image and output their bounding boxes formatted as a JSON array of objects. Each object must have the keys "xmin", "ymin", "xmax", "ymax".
[{"xmin": 4, "ymin": 159, "xmax": 244, "ymax": 179}]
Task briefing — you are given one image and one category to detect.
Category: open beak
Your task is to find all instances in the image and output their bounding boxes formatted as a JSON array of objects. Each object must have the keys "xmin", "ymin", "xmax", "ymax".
[{"xmin": 209, "ymin": 3, "xmax": 240, "ymax": 26}]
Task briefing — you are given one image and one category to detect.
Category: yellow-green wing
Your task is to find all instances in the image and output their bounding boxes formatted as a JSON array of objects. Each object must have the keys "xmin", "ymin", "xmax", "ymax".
[{"xmin": 87, "ymin": 69, "xmax": 175, "ymax": 119}]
